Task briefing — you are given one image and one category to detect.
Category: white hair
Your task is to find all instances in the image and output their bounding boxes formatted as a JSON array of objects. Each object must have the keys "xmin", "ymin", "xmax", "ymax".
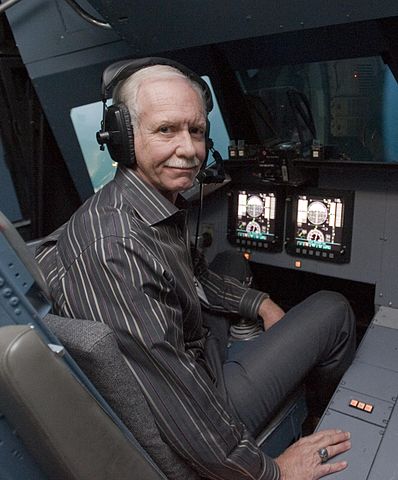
[{"xmin": 112, "ymin": 64, "xmax": 207, "ymax": 126}]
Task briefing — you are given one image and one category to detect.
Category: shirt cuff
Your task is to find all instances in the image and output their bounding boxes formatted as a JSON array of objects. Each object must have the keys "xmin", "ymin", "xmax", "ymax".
[
  {"xmin": 238, "ymin": 288, "xmax": 269, "ymax": 321},
  {"xmin": 259, "ymin": 453, "xmax": 281, "ymax": 480}
]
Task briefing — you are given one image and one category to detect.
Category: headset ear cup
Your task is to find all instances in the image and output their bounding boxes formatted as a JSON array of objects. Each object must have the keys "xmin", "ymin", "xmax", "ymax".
[
  {"xmin": 118, "ymin": 104, "xmax": 135, "ymax": 166},
  {"xmin": 203, "ymin": 118, "xmax": 211, "ymax": 169},
  {"xmin": 104, "ymin": 103, "xmax": 135, "ymax": 166}
]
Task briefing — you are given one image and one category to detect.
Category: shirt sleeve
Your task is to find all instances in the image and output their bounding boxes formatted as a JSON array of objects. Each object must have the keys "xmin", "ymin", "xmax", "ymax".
[
  {"xmin": 192, "ymin": 249, "xmax": 269, "ymax": 321},
  {"xmin": 57, "ymin": 235, "xmax": 280, "ymax": 480}
]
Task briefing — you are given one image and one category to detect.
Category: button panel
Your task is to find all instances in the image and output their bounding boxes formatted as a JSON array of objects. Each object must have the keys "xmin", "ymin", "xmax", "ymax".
[
  {"xmin": 293, "ymin": 247, "xmax": 336, "ymax": 259},
  {"xmin": 329, "ymin": 388, "xmax": 393, "ymax": 427},
  {"xmin": 237, "ymin": 238, "xmax": 270, "ymax": 249}
]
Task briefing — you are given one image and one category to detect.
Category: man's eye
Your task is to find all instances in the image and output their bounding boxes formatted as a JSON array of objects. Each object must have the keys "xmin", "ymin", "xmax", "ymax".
[
  {"xmin": 190, "ymin": 127, "xmax": 205, "ymax": 136},
  {"xmin": 159, "ymin": 126, "xmax": 170, "ymax": 133}
]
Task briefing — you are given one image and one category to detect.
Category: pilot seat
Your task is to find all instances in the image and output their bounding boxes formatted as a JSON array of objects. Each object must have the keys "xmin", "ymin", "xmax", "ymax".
[{"xmin": 0, "ymin": 210, "xmax": 306, "ymax": 479}]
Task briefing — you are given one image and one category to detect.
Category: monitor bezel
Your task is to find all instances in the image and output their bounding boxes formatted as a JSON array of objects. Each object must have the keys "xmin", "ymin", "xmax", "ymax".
[
  {"xmin": 285, "ymin": 188, "xmax": 355, "ymax": 263},
  {"xmin": 227, "ymin": 185, "xmax": 286, "ymax": 252}
]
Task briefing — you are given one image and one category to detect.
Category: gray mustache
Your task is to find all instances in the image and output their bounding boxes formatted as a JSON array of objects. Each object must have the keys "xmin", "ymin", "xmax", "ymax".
[{"xmin": 164, "ymin": 158, "xmax": 200, "ymax": 168}]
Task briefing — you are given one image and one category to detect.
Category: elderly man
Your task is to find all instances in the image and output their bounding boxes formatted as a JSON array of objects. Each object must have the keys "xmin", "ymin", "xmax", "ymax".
[{"xmin": 36, "ymin": 58, "xmax": 355, "ymax": 480}]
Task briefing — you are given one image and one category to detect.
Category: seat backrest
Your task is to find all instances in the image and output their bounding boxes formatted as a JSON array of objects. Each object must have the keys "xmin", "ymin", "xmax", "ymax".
[{"xmin": 0, "ymin": 324, "xmax": 165, "ymax": 480}]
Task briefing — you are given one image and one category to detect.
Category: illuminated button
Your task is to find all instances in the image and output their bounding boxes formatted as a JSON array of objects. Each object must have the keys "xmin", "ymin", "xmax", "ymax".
[
  {"xmin": 295, "ymin": 260, "xmax": 302, "ymax": 268},
  {"xmin": 302, "ymin": 249, "xmax": 307, "ymax": 254},
  {"xmin": 258, "ymin": 242, "xmax": 263, "ymax": 248},
  {"xmin": 296, "ymin": 248, "xmax": 300, "ymax": 253},
  {"xmin": 329, "ymin": 253, "xmax": 334, "ymax": 258},
  {"xmin": 309, "ymin": 250, "xmax": 314, "ymax": 255},
  {"xmin": 349, "ymin": 398, "xmax": 374, "ymax": 413},
  {"xmin": 322, "ymin": 252, "xmax": 327, "ymax": 257},
  {"xmin": 315, "ymin": 251, "xmax": 320, "ymax": 256}
]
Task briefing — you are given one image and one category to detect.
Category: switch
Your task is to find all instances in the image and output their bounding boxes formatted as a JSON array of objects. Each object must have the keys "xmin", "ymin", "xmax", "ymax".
[{"xmin": 349, "ymin": 398, "xmax": 374, "ymax": 413}]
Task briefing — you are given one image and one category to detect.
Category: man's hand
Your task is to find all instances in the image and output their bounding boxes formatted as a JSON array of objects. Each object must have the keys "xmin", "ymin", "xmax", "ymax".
[
  {"xmin": 275, "ymin": 429, "xmax": 351, "ymax": 480},
  {"xmin": 258, "ymin": 297, "xmax": 285, "ymax": 330}
]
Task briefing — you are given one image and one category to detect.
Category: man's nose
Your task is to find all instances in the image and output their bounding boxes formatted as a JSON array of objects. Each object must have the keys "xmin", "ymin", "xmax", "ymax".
[{"xmin": 175, "ymin": 130, "xmax": 196, "ymax": 158}]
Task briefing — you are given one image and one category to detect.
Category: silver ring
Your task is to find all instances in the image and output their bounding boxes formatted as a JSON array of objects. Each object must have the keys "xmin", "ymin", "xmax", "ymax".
[{"xmin": 318, "ymin": 447, "xmax": 329, "ymax": 464}]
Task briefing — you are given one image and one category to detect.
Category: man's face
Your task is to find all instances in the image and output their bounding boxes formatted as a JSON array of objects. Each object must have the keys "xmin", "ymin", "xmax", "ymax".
[{"xmin": 133, "ymin": 77, "xmax": 207, "ymax": 203}]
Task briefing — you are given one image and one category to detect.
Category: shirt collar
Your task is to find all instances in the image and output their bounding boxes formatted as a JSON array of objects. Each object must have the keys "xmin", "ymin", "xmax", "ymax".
[{"xmin": 114, "ymin": 165, "xmax": 187, "ymax": 226}]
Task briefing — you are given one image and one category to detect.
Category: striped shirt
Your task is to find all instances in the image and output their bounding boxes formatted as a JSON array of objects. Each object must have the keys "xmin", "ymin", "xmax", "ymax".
[{"xmin": 36, "ymin": 165, "xmax": 280, "ymax": 480}]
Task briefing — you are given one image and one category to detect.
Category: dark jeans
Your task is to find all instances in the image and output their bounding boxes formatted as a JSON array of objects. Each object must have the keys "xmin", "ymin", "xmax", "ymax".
[{"xmin": 206, "ymin": 252, "xmax": 356, "ymax": 437}]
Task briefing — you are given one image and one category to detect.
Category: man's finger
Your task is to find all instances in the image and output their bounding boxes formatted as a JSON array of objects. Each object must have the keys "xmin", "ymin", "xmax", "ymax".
[
  {"xmin": 325, "ymin": 439, "xmax": 351, "ymax": 459},
  {"xmin": 318, "ymin": 460, "xmax": 348, "ymax": 478}
]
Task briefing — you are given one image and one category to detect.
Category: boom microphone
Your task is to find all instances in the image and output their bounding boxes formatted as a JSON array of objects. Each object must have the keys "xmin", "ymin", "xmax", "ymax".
[{"xmin": 196, "ymin": 143, "xmax": 225, "ymax": 184}]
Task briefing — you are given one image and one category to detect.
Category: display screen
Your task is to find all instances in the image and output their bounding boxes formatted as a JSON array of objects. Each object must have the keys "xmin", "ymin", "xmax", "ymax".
[
  {"xmin": 285, "ymin": 190, "xmax": 354, "ymax": 263},
  {"xmin": 228, "ymin": 188, "xmax": 284, "ymax": 251},
  {"xmin": 295, "ymin": 195, "xmax": 344, "ymax": 251}
]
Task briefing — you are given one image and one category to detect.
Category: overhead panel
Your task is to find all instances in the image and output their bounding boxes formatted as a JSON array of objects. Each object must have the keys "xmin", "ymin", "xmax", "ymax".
[
  {"xmin": 87, "ymin": 0, "xmax": 398, "ymax": 56},
  {"xmin": 5, "ymin": 0, "xmax": 120, "ymax": 66}
]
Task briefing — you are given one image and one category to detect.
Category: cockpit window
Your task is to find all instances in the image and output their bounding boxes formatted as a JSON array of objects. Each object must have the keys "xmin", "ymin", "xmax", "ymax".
[
  {"xmin": 202, "ymin": 76, "xmax": 230, "ymax": 162},
  {"xmin": 70, "ymin": 76, "xmax": 230, "ymax": 192},
  {"xmin": 237, "ymin": 56, "xmax": 398, "ymax": 163},
  {"xmin": 70, "ymin": 101, "xmax": 116, "ymax": 193}
]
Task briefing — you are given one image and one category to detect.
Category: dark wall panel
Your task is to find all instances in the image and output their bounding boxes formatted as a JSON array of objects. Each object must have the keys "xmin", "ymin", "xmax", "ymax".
[{"xmin": 0, "ymin": 142, "xmax": 22, "ymax": 222}]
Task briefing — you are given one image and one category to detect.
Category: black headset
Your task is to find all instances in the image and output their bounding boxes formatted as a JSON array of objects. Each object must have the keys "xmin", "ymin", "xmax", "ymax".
[{"xmin": 96, "ymin": 57, "xmax": 214, "ymax": 168}]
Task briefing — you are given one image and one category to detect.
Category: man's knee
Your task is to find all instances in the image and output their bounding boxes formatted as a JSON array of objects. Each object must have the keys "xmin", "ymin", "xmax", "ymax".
[
  {"xmin": 307, "ymin": 290, "xmax": 351, "ymax": 313},
  {"xmin": 305, "ymin": 291, "xmax": 356, "ymax": 383},
  {"xmin": 302, "ymin": 290, "xmax": 355, "ymax": 333}
]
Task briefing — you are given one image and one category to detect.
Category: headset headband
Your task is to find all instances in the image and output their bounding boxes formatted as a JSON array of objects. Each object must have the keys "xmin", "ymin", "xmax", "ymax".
[{"xmin": 101, "ymin": 57, "xmax": 213, "ymax": 113}]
